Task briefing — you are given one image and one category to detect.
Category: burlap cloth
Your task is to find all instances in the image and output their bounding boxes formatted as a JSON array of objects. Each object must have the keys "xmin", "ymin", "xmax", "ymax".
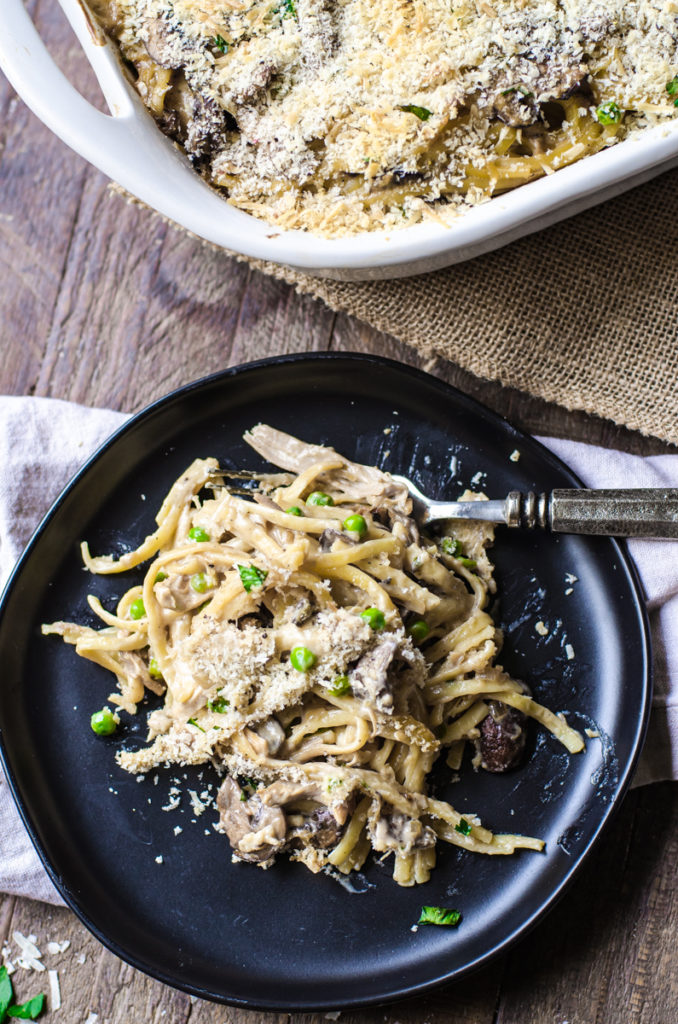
[{"xmin": 120, "ymin": 166, "xmax": 678, "ymax": 444}]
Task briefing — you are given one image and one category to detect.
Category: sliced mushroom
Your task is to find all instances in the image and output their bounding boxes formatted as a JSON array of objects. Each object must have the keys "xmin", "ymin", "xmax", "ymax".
[
  {"xmin": 350, "ymin": 635, "xmax": 400, "ymax": 713},
  {"xmin": 217, "ymin": 776, "xmax": 287, "ymax": 863},
  {"xmin": 477, "ymin": 700, "xmax": 528, "ymax": 772}
]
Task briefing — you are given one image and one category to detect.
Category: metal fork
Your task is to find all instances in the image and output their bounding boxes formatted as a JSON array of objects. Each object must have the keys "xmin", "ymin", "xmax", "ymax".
[{"xmin": 390, "ymin": 476, "xmax": 678, "ymax": 538}]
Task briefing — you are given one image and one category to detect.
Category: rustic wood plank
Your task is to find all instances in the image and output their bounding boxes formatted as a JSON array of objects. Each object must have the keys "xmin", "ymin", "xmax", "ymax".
[
  {"xmin": 228, "ymin": 266, "xmax": 335, "ymax": 366},
  {"xmin": 0, "ymin": 0, "xmax": 93, "ymax": 399},
  {"xmin": 495, "ymin": 784, "xmax": 678, "ymax": 1024}
]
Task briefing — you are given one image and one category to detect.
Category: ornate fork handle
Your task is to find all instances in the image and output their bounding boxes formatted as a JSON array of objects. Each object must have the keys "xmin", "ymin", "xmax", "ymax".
[{"xmin": 506, "ymin": 489, "xmax": 678, "ymax": 537}]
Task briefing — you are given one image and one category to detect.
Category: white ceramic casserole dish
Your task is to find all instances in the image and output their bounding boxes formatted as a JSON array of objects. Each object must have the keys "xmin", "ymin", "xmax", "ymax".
[{"xmin": 2, "ymin": 0, "xmax": 678, "ymax": 281}]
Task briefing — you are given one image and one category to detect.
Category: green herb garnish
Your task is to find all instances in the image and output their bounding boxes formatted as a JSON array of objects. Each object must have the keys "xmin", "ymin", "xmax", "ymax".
[
  {"xmin": 398, "ymin": 104, "xmax": 432, "ymax": 121},
  {"xmin": 211, "ymin": 34, "xmax": 229, "ymax": 53},
  {"xmin": 240, "ymin": 777, "xmax": 260, "ymax": 800},
  {"xmin": 208, "ymin": 696, "xmax": 230, "ymax": 713},
  {"xmin": 0, "ymin": 968, "xmax": 45, "ymax": 1021},
  {"xmin": 500, "ymin": 84, "xmax": 533, "ymax": 98},
  {"xmin": 667, "ymin": 75, "xmax": 678, "ymax": 105},
  {"xmin": 155, "ymin": 570, "xmax": 168, "ymax": 583},
  {"xmin": 418, "ymin": 906, "xmax": 462, "ymax": 927},
  {"xmin": 0, "ymin": 966, "xmax": 13, "ymax": 1019},
  {"xmin": 454, "ymin": 818, "xmax": 472, "ymax": 836},
  {"xmin": 272, "ymin": 0, "xmax": 297, "ymax": 19},
  {"xmin": 7, "ymin": 994, "xmax": 45, "ymax": 1019},
  {"xmin": 458, "ymin": 557, "xmax": 477, "ymax": 570},
  {"xmin": 237, "ymin": 564, "xmax": 268, "ymax": 592},
  {"xmin": 188, "ymin": 717, "xmax": 205, "ymax": 733},
  {"xmin": 441, "ymin": 536, "xmax": 462, "ymax": 557},
  {"xmin": 596, "ymin": 101, "xmax": 622, "ymax": 125}
]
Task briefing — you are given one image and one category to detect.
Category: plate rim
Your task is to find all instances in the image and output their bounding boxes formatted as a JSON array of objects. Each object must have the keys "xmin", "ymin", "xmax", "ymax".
[{"xmin": 0, "ymin": 352, "xmax": 653, "ymax": 1010}]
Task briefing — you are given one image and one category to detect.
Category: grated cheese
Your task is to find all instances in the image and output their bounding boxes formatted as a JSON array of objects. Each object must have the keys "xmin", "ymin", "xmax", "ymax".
[
  {"xmin": 89, "ymin": 0, "xmax": 678, "ymax": 235},
  {"xmin": 49, "ymin": 969, "xmax": 61, "ymax": 1012}
]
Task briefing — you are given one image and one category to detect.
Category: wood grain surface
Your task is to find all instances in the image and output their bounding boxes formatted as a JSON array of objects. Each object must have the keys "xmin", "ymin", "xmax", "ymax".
[{"xmin": 0, "ymin": 4, "xmax": 676, "ymax": 1023}]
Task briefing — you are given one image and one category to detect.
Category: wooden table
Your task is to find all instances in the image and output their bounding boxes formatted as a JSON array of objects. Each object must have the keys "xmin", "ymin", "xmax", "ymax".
[{"xmin": 0, "ymin": 5, "xmax": 677, "ymax": 1022}]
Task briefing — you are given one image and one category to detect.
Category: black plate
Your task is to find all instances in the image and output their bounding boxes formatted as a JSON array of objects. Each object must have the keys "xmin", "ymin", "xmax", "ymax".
[{"xmin": 0, "ymin": 354, "xmax": 651, "ymax": 1010}]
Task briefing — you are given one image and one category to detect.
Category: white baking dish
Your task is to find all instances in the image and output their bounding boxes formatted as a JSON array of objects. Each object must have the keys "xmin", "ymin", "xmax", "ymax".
[{"xmin": 2, "ymin": 0, "xmax": 678, "ymax": 281}]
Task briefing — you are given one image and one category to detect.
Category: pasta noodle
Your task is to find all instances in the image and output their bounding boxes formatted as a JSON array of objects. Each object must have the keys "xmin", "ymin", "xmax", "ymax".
[
  {"xmin": 43, "ymin": 425, "xmax": 584, "ymax": 885},
  {"xmin": 88, "ymin": 0, "xmax": 678, "ymax": 235}
]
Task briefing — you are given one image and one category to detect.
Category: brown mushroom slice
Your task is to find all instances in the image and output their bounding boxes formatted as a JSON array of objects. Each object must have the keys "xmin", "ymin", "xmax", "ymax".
[
  {"xmin": 477, "ymin": 700, "xmax": 528, "ymax": 772},
  {"xmin": 217, "ymin": 776, "xmax": 287, "ymax": 863},
  {"xmin": 350, "ymin": 635, "xmax": 400, "ymax": 713}
]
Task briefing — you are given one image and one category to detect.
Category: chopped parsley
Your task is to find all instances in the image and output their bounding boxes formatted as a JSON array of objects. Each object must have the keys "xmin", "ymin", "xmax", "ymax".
[
  {"xmin": 211, "ymin": 34, "xmax": 229, "ymax": 53},
  {"xmin": 239, "ymin": 777, "xmax": 260, "ymax": 800},
  {"xmin": 7, "ymin": 995, "xmax": 45, "ymax": 1020},
  {"xmin": 398, "ymin": 104, "xmax": 432, "ymax": 121},
  {"xmin": 596, "ymin": 101, "xmax": 622, "ymax": 125},
  {"xmin": 188, "ymin": 717, "xmax": 205, "ymax": 733},
  {"xmin": 208, "ymin": 696, "xmax": 230, "ymax": 713},
  {"xmin": 441, "ymin": 536, "xmax": 462, "ymax": 557},
  {"xmin": 0, "ymin": 967, "xmax": 45, "ymax": 1020},
  {"xmin": 237, "ymin": 563, "xmax": 268, "ymax": 592},
  {"xmin": 327, "ymin": 777, "xmax": 344, "ymax": 791},
  {"xmin": 454, "ymin": 818, "xmax": 472, "ymax": 836},
  {"xmin": 0, "ymin": 968, "xmax": 11, "ymax": 1019},
  {"xmin": 667, "ymin": 75, "xmax": 678, "ymax": 106},
  {"xmin": 457, "ymin": 557, "xmax": 477, "ymax": 570},
  {"xmin": 501, "ymin": 84, "xmax": 533, "ymax": 99},
  {"xmin": 273, "ymin": 0, "xmax": 297, "ymax": 19},
  {"xmin": 417, "ymin": 906, "xmax": 462, "ymax": 927}
]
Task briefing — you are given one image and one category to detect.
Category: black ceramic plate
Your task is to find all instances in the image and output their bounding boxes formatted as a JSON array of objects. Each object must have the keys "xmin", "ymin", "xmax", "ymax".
[{"xmin": 0, "ymin": 354, "xmax": 651, "ymax": 1010}]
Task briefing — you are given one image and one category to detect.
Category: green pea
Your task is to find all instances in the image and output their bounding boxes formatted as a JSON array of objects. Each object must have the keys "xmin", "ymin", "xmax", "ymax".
[
  {"xmin": 407, "ymin": 619, "xmax": 430, "ymax": 643},
  {"xmin": 343, "ymin": 514, "xmax": 367, "ymax": 537},
  {"xmin": 361, "ymin": 607, "xmax": 385, "ymax": 630},
  {"xmin": 306, "ymin": 491, "xmax": 334, "ymax": 507},
  {"xmin": 290, "ymin": 646, "xmax": 317, "ymax": 672},
  {"xmin": 129, "ymin": 598, "xmax": 146, "ymax": 620},
  {"xmin": 148, "ymin": 657, "xmax": 163, "ymax": 680},
  {"xmin": 190, "ymin": 572, "xmax": 209, "ymax": 593},
  {"xmin": 189, "ymin": 526, "xmax": 210, "ymax": 542},
  {"xmin": 286, "ymin": 506, "xmax": 303, "ymax": 517},
  {"xmin": 91, "ymin": 708, "xmax": 117, "ymax": 736},
  {"xmin": 329, "ymin": 675, "xmax": 351, "ymax": 696},
  {"xmin": 155, "ymin": 571, "xmax": 168, "ymax": 583}
]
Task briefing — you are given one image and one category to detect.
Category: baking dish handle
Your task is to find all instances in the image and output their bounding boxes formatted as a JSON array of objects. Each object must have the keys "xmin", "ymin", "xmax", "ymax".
[
  {"xmin": 0, "ymin": 0, "xmax": 204, "ymax": 201},
  {"xmin": 0, "ymin": 0, "xmax": 143, "ymax": 158}
]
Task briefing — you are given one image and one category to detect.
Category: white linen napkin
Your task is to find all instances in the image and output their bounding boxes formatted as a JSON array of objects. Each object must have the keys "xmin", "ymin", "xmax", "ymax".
[{"xmin": 0, "ymin": 396, "xmax": 676, "ymax": 907}]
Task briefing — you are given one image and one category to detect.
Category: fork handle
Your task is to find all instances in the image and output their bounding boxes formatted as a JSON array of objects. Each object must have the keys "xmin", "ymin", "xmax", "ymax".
[{"xmin": 507, "ymin": 489, "xmax": 678, "ymax": 537}]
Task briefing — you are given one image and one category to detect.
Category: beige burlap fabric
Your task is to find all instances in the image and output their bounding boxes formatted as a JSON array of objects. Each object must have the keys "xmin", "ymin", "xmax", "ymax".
[
  {"xmin": 117, "ymin": 165, "xmax": 678, "ymax": 443},
  {"xmin": 248, "ymin": 166, "xmax": 678, "ymax": 445}
]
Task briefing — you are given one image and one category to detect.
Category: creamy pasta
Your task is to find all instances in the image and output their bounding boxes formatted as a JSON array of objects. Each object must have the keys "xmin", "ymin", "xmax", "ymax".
[
  {"xmin": 89, "ymin": 0, "xmax": 678, "ymax": 235},
  {"xmin": 43, "ymin": 426, "xmax": 584, "ymax": 885}
]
